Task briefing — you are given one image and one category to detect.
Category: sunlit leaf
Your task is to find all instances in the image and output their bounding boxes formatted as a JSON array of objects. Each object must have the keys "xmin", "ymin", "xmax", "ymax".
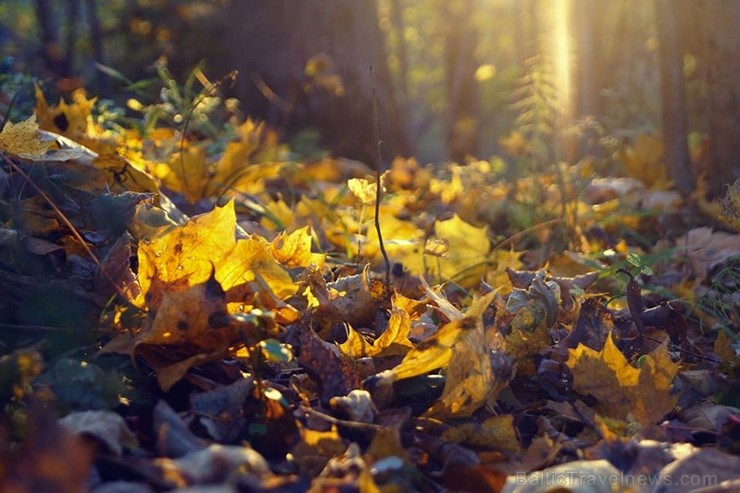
[
  {"xmin": 338, "ymin": 308, "xmax": 412, "ymax": 358},
  {"xmin": 0, "ymin": 114, "xmax": 51, "ymax": 157},
  {"xmin": 270, "ymin": 226, "xmax": 325, "ymax": 269},
  {"xmin": 566, "ymin": 333, "xmax": 679, "ymax": 427},
  {"xmin": 434, "ymin": 214, "xmax": 491, "ymax": 287}
]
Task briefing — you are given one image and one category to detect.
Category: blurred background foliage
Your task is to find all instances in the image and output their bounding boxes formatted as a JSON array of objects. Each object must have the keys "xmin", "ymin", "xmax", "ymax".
[{"xmin": 0, "ymin": 0, "xmax": 738, "ymax": 196}]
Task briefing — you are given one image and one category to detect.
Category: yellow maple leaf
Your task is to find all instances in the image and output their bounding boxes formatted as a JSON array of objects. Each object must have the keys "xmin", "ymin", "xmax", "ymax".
[
  {"xmin": 136, "ymin": 200, "xmax": 296, "ymax": 310},
  {"xmin": 220, "ymin": 235, "xmax": 297, "ymax": 300},
  {"xmin": 164, "ymin": 145, "xmax": 209, "ymax": 203},
  {"xmin": 114, "ymin": 201, "xmax": 299, "ymax": 389},
  {"xmin": 136, "ymin": 200, "xmax": 236, "ymax": 308},
  {"xmin": 270, "ymin": 226, "xmax": 325, "ymax": 269},
  {"xmin": 0, "ymin": 114, "xmax": 51, "ymax": 157},
  {"xmin": 35, "ymin": 86, "xmax": 96, "ymax": 140},
  {"xmin": 566, "ymin": 333, "xmax": 679, "ymax": 427},
  {"xmin": 338, "ymin": 308, "xmax": 413, "ymax": 358},
  {"xmin": 434, "ymin": 214, "xmax": 491, "ymax": 287}
]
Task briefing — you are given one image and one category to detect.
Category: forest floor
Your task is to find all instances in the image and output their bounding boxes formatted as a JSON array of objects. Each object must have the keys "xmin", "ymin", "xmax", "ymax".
[{"xmin": 0, "ymin": 86, "xmax": 739, "ymax": 493}]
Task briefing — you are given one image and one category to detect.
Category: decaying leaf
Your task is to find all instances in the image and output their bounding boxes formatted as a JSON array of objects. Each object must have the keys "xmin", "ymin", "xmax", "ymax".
[
  {"xmin": 500, "ymin": 270, "xmax": 560, "ymax": 375},
  {"xmin": 567, "ymin": 332, "xmax": 680, "ymax": 426}
]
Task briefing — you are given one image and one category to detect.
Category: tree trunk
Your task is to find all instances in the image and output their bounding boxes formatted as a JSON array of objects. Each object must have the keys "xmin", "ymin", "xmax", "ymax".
[
  {"xmin": 655, "ymin": 0, "xmax": 694, "ymax": 195},
  {"xmin": 85, "ymin": 0, "xmax": 109, "ymax": 95},
  {"xmin": 572, "ymin": 0, "xmax": 606, "ymax": 160},
  {"xmin": 696, "ymin": 1, "xmax": 740, "ymax": 198},
  {"xmin": 34, "ymin": 0, "xmax": 65, "ymax": 77},
  {"xmin": 444, "ymin": 0, "xmax": 480, "ymax": 162},
  {"xmin": 227, "ymin": 0, "xmax": 405, "ymax": 165},
  {"xmin": 574, "ymin": 0, "xmax": 604, "ymax": 121}
]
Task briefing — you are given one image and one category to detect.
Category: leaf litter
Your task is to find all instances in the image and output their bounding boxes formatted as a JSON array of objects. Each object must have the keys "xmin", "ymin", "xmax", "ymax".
[{"xmin": 0, "ymin": 87, "xmax": 739, "ymax": 493}]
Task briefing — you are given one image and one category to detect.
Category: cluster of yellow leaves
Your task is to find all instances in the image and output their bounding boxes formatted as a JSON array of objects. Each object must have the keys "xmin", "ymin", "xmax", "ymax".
[
  {"xmin": 369, "ymin": 288, "xmax": 507, "ymax": 419},
  {"xmin": 106, "ymin": 201, "xmax": 325, "ymax": 389},
  {"xmin": 151, "ymin": 119, "xmax": 285, "ymax": 202}
]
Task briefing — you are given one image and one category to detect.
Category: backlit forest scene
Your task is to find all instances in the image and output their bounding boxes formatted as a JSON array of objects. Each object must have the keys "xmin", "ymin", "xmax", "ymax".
[{"xmin": 0, "ymin": 1, "xmax": 739, "ymax": 492}]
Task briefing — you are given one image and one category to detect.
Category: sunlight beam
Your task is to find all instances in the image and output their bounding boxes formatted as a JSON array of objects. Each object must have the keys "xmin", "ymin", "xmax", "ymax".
[{"xmin": 553, "ymin": 0, "xmax": 572, "ymax": 158}]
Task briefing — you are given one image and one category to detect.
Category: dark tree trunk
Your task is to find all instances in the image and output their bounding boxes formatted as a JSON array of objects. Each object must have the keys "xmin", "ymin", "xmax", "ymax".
[
  {"xmin": 85, "ymin": 0, "xmax": 109, "ymax": 95},
  {"xmin": 64, "ymin": 0, "xmax": 80, "ymax": 78},
  {"xmin": 655, "ymin": 0, "xmax": 694, "ymax": 195},
  {"xmin": 227, "ymin": 0, "xmax": 405, "ymax": 165},
  {"xmin": 444, "ymin": 0, "xmax": 480, "ymax": 162},
  {"xmin": 696, "ymin": 1, "xmax": 740, "ymax": 198},
  {"xmin": 34, "ymin": 0, "xmax": 65, "ymax": 77}
]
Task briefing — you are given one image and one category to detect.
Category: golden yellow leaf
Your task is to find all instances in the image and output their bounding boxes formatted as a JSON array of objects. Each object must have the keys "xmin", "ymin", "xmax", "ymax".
[
  {"xmin": 139, "ymin": 276, "xmax": 233, "ymax": 349},
  {"xmin": 137, "ymin": 200, "xmax": 237, "ymax": 308},
  {"xmin": 35, "ymin": 86, "xmax": 96, "ymax": 140},
  {"xmin": 566, "ymin": 333, "xmax": 679, "ymax": 427},
  {"xmin": 222, "ymin": 162, "xmax": 286, "ymax": 195},
  {"xmin": 137, "ymin": 200, "xmax": 295, "ymax": 312},
  {"xmin": 0, "ymin": 114, "xmax": 51, "ymax": 157},
  {"xmin": 347, "ymin": 177, "xmax": 377, "ymax": 206},
  {"xmin": 391, "ymin": 291, "xmax": 428, "ymax": 320},
  {"xmin": 164, "ymin": 145, "xmax": 209, "ymax": 203},
  {"xmin": 270, "ymin": 226, "xmax": 325, "ymax": 269},
  {"xmin": 222, "ymin": 236, "xmax": 297, "ymax": 300},
  {"xmin": 362, "ymin": 206, "xmax": 422, "ymax": 260},
  {"xmin": 423, "ymin": 320, "xmax": 492, "ymax": 418},
  {"xmin": 434, "ymin": 214, "xmax": 491, "ymax": 287},
  {"xmin": 338, "ymin": 308, "xmax": 413, "ymax": 358},
  {"xmin": 383, "ymin": 293, "xmax": 494, "ymax": 381}
]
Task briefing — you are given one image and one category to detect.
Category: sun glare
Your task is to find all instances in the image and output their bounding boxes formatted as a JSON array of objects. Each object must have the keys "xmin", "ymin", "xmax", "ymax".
[{"xmin": 553, "ymin": 0, "xmax": 572, "ymax": 142}]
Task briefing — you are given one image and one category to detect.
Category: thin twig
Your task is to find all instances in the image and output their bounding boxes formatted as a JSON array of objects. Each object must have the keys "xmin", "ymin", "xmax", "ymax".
[
  {"xmin": 0, "ymin": 322, "xmax": 105, "ymax": 332},
  {"xmin": 299, "ymin": 404, "xmax": 383, "ymax": 431},
  {"xmin": 370, "ymin": 66, "xmax": 391, "ymax": 287}
]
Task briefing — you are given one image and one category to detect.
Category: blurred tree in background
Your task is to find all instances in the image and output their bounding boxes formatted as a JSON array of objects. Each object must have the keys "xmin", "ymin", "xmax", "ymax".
[
  {"xmin": 226, "ymin": 0, "xmax": 405, "ymax": 164},
  {"xmin": 0, "ymin": 0, "xmax": 738, "ymax": 195}
]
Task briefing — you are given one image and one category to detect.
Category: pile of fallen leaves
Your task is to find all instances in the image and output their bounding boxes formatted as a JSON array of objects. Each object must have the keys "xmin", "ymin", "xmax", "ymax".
[{"xmin": 0, "ymin": 86, "xmax": 739, "ymax": 493}]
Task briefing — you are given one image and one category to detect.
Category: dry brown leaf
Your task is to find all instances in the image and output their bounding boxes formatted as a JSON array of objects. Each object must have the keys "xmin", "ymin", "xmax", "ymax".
[{"xmin": 567, "ymin": 333, "xmax": 679, "ymax": 427}]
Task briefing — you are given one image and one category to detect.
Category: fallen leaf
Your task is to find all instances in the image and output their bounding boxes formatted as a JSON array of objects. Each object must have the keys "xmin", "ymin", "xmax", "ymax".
[
  {"xmin": 0, "ymin": 114, "xmax": 51, "ymax": 157},
  {"xmin": 567, "ymin": 332, "xmax": 680, "ymax": 427},
  {"xmin": 339, "ymin": 308, "xmax": 413, "ymax": 358}
]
